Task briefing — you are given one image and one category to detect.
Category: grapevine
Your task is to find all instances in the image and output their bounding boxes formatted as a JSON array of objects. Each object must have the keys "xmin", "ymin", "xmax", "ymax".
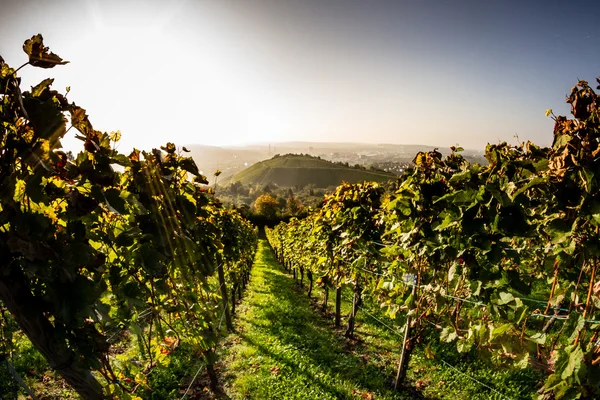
[
  {"xmin": 0, "ymin": 35, "xmax": 257, "ymax": 398},
  {"xmin": 267, "ymin": 80, "xmax": 600, "ymax": 399}
]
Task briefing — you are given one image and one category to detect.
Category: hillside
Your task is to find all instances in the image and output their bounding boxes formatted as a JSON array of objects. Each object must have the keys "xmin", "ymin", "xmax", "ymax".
[
  {"xmin": 183, "ymin": 144, "xmax": 264, "ymax": 181},
  {"xmin": 225, "ymin": 154, "xmax": 397, "ymax": 188},
  {"xmin": 184, "ymin": 142, "xmax": 486, "ymax": 182}
]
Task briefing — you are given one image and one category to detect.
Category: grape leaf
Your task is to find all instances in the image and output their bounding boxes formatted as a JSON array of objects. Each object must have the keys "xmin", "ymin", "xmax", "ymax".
[{"xmin": 23, "ymin": 34, "xmax": 69, "ymax": 68}]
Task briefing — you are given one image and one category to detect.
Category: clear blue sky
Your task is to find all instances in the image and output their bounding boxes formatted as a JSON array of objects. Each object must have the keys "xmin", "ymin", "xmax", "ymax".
[{"xmin": 1, "ymin": 0, "xmax": 599, "ymax": 152}]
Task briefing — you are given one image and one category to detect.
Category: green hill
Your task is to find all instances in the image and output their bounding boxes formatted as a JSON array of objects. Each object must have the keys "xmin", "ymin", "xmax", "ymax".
[{"xmin": 225, "ymin": 154, "xmax": 397, "ymax": 188}]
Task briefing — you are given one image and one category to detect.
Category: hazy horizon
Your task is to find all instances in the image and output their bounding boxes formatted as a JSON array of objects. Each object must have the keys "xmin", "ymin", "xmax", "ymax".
[
  {"xmin": 186, "ymin": 140, "xmax": 482, "ymax": 151},
  {"xmin": 1, "ymin": 0, "xmax": 599, "ymax": 154}
]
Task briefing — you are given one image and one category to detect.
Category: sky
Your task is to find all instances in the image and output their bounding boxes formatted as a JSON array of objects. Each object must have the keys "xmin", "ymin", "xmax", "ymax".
[{"xmin": 1, "ymin": 0, "xmax": 599, "ymax": 153}]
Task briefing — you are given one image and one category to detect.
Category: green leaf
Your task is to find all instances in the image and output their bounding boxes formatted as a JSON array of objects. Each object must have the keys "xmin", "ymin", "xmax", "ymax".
[
  {"xmin": 441, "ymin": 327, "xmax": 458, "ymax": 343},
  {"xmin": 561, "ymin": 346, "xmax": 583, "ymax": 381},
  {"xmin": 456, "ymin": 340, "xmax": 472, "ymax": 353},
  {"xmin": 449, "ymin": 170, "xmax": 471, "ymax": 184},
  {"xmin": 425, "ymin": 344, "xmax": 435, "ymax": 359},
  {"xmin": 23, "ymin": 96, "xmax": 66, "ymax": 141},
  {"xmin": 433, "ymin": 213, "xmax": 460, "ymax": 231},
  {"xmin": 497, "ymin": 292, "xmax": 514, "ymax": 306},
  {"xmin": 105, "ymin": 189, "xmax": 127, "ymax": 214},
  {"xmin": 69, "ymin": 104, "xmax": 94, "ymax": 137},
  {"xmin": 110, "ymin": 153, "xmax": 132, "ymax": 167},
  {"xmin": 130, "ymin": 323, "xmax": 143, "ymax": 337},
  {"xmin": 176, "ymin": 194, "xmax": 197, "ymax": 220},
  {"xmin": 448, "ymin": 263, "xmax": 457, "ymax": 282},
  {"xmin": 30, "ymin": 78, "xmax": 54, "ymax": 97},
  {"xmin": 511, "ymin": 176, "xmax": 547, "ymax": 200},
  {"xmin": 115, "ymin": 232, "xmax": 135, "ymax": 248},
  {"xmin": 553, "ymin": 134, "xmax": 572, "ymax": 150},
  {"xmin": 435, "ymin": 188, "xmax": 478, "ymax": 205},
  {"xmin": 404, "ymin": 293, "xmax": 414, "ymax": 307},
  {"xmin": 490, "ymin": 323, "xmax": 512, "ymax": 340},
  {"xmin": 180, "ymin": 157, "xmax": 200, "ymax": 176},
  {"xmin": 578, "ymin": 169, "xmax": 595, "ymax": 193},
  {"xmin": 138, "ymin": 244, "xmax": 165, "ymax": 277},
  {"xmin": 515, "ymin": 352, "xmax": 530, "ymax": 369},
  {"xmin": 547, "ymin": 218, "xmax": 573, "ymax": 244},
  {"xmin": 485, "ymin": 183, "xmax": 511, "ymax": 207},
  {"xmin": 527, "ymin": 332, "xmax": 547, "ymax": 345}
]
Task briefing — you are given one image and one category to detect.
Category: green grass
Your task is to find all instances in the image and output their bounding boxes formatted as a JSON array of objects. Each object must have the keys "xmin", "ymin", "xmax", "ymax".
[
  {"xmin": 219, "ymin": 240, "xmax": 542, "ymax": 399},
  {"xmin": 219, "ymin": 239, "xmax": 410, "ymax": 399},
  {"xmin": 225, "ymin": 154, "xmax": 396, "ymax": 188}
]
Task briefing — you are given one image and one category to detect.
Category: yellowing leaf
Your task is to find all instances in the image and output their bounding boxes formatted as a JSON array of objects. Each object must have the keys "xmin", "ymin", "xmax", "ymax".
[
  {"xmin": 425, "ymin": 344, "xmax": 435, "ymax": 360},
  {"xmin": 23, "ymin": 34, "xmax": 69, "ymax": 68},
  {"xmin": 109, "ymin": 130, "xmax": 121, "ymax": 142}
]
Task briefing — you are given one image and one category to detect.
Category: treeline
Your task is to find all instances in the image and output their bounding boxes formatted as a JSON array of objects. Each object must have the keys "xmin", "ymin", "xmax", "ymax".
[{"xmin": 218, "ymin": 181, "xmax": 327, "ymax": 226}]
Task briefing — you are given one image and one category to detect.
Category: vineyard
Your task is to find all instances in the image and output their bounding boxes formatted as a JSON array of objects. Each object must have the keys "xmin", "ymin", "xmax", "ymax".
[
  {"xmin": 266, "ymin": 80, "xmax": 600, "ymax": 399},
  {"xmin": 0, "ymin": 36, "xmax": 257, "ymax": 398},
  {"xmin": 1, "ymin": 33, "xmax": 600, "ymax": 400}
]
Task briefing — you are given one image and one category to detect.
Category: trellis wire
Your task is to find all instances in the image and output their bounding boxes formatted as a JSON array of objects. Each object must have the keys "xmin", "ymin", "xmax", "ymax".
[
  {"xmin": 3, "ymin": 358, "xmax": 39, "ymax": 400},
  {"xmin": 350, "ymin": 255, "xmax": 600, "ymax": 324},
  {"xmin": 357, "ymin": 303, "xmax": 513, "ymax": 400},
  {"xmin": 179, "ymin": 362, "xmax": 205, "ymax": 400}
]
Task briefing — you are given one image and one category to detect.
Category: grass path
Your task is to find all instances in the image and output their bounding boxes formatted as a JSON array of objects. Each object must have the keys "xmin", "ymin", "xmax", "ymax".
[
  {"xmin": 218, "ymin": 239, "xmax": 408, "ymax": 399},
  {"xmin": 217, "ymin": 239, "xmax": 539, "ymax": 400}
]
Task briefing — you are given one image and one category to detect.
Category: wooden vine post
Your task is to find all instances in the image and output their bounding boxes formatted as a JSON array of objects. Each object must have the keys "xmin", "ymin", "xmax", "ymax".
[
  {"xmin": 321, "ymin": 278, "xmax": 329, "ymax": 312},
  {"xmin": 575, "ymin": 258, "xmax": 597, "ymax": 346},
  {"xmin": 216, "ymin": 263, "xmax": 234, "ymax": 332},
  {"xmin": 395, "ymin": 273, "xmax": 417, "ymax": 389},
  {"xmin": 345, "ymin": 278, "xmax": 362, "ymax": 338},
  {"xmin": 335, "ymin": 286, "xmax": 342, "ymax": 327}
]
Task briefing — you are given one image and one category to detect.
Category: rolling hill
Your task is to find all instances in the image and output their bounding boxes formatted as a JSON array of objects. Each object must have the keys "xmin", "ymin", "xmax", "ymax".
[
  {"xmin": 184, "ymin": 142, "xmax": 486, "ymax": 183},
  {"xmin": 182, "ymin": 144, "xmax": 265, "ymax": 181},
  {"xmin": 224, "ymin": 154, "xmax": 397, "ymax": 188}
]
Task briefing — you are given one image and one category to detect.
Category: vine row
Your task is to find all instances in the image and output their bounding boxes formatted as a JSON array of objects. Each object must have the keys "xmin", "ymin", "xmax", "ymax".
[
  {"xmin": 267, "ymin": 78, "xmax": 600, "ymax": 400},
  {"xmin": 0, "ymin": 35, "xmax": 257, "ymax": 398}
]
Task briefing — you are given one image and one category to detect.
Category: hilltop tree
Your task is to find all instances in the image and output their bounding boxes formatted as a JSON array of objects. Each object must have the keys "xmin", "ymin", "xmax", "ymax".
[{"xmin": 253, "ymin": 193, "xmax": 280, "ymax": 220}]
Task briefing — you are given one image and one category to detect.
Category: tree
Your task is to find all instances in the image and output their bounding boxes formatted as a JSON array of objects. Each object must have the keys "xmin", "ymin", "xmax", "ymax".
[
  {"xmin": 229, "ymin": 181, "xmax": 243, "ymax": 196},
  {"xmin": 253, "ymin": 193, "xmax": 280, "ymax": 220},
  {"xmin": 277, "ymin": 196, "xmax": 287, "ymax": 210},
  {"xmin": 286, "ymin": 196, "xmax": 302, "ymax": 216},
  {"xmin": 237, "ymin": 203, "xmax": 251, "ymax": 217}
]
